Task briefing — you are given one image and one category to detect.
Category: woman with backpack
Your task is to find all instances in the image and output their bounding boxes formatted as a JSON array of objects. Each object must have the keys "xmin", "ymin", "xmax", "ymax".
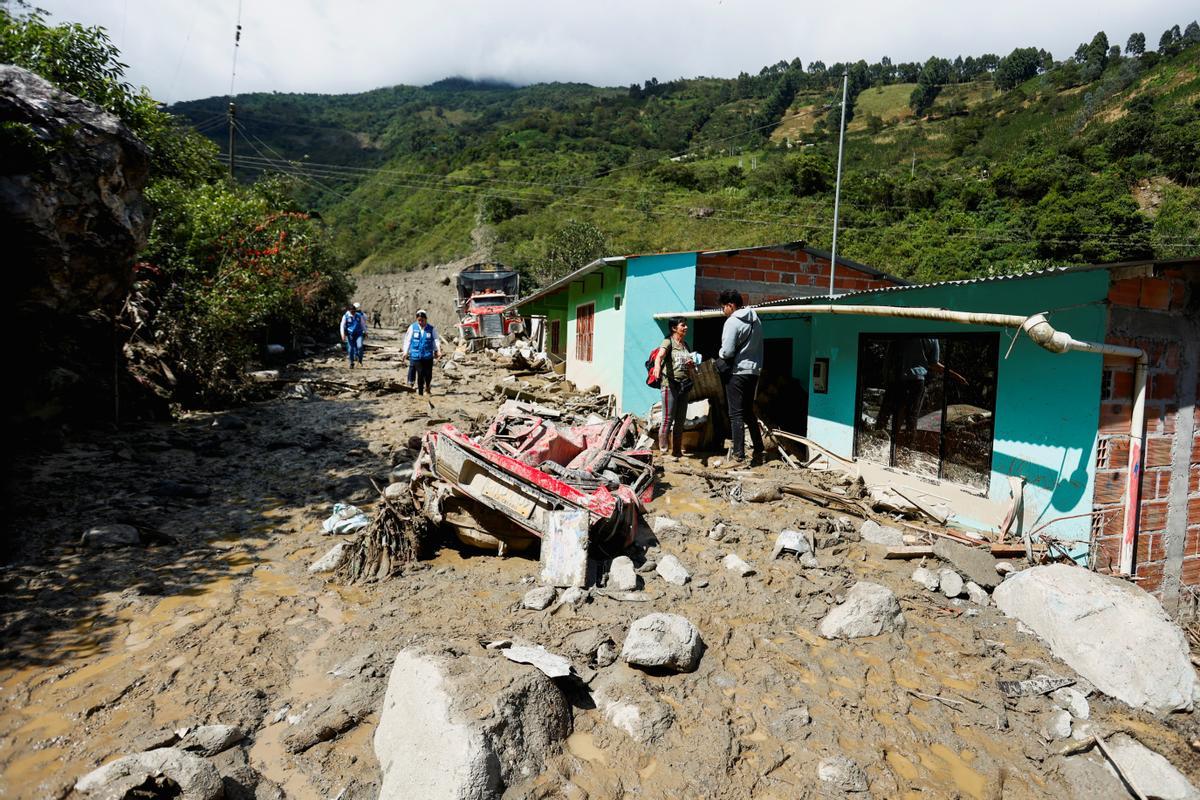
[{"xmin": 649, "ymin": 316, "xmax": 697, "ymax": 458}]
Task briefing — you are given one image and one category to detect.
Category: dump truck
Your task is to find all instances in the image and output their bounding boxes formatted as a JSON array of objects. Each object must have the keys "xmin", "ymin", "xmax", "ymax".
[{"xmin": 455, "ymin": 262, "xmax": 524, "ymax": 347}]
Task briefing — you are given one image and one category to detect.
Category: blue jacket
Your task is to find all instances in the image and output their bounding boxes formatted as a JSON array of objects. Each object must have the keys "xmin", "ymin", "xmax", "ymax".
[{"xmin": 405, "ymin": 322, "xmax": 437, "ymax": 360}]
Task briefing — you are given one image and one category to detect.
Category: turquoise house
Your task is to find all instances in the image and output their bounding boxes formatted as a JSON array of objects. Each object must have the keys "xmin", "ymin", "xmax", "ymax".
[
  {"xmin": 509, "ymin": 242, "xmax": 902, "ymax": 416},
  {"xmin": 659, "ymin": 259, "xmax": 1200, "ymax": 608}
]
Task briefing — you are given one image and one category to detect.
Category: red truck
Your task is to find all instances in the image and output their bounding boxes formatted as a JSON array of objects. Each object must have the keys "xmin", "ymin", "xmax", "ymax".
[{"xmin": 456, "ymin": 262, "xmax": 524, "ymax": 346}]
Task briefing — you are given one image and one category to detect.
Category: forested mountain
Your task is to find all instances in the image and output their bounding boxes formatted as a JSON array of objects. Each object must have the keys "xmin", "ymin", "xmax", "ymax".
[{"xmin": 171, "ymin": 24, "xmax": 1200, "ymax": 286}]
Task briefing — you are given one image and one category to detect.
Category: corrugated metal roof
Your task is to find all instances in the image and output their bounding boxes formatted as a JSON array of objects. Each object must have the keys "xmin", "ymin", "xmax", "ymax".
[{"xmin": 752, "ymin": 257, "xmax": 1200, "ymax": 309}]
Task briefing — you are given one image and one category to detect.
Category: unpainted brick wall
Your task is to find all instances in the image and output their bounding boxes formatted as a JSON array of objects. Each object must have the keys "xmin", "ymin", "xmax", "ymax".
[
  {"xmin": 1092, "ymin": 270, "xmax": 1199, "ymax": 599},
  {"xmin": 694, "ymin": 248, "xmax": 897, "ymax": 308}
]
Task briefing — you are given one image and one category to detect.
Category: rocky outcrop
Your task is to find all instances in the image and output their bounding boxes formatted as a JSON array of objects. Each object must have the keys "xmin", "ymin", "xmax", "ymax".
[{"xmin": 0, "ymin": 65, "xmax": 151, "ymax": 427}]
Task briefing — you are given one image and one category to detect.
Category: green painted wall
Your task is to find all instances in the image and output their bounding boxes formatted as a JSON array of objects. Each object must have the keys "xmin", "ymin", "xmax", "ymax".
[
  {"xmin": 565, "ymin": 265, "xmax": 627, "ymax": 401},
  {"xmin": 805, "ymin": 270, "xmax": 1110, "ymax": 545},
  {"xmin": 621, "ymin": 253, "xmax": 699, "ymax": 416}
]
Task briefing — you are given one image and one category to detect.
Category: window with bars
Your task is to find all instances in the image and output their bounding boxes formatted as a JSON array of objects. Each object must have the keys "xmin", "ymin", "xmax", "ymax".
[{"xmin": 575, "ymin": 303, "xmax": 594, "ymax": 362}]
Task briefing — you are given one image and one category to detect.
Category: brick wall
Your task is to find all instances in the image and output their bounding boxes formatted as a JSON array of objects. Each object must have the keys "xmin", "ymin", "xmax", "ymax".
[
  {"xmin": 693, "ymin": 247, "xmax": 897, "ymax": 308},
  {"xmin": 1092, "ymin": 268, "xmax": 1199, "ymax": 606}
]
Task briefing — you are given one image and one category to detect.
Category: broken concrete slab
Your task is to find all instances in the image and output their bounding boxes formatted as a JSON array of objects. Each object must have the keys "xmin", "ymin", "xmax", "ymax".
[
  {"xmin": 591, "ymin": 669, "xmax": 675, "ymax": 743},
  {"xmin": 933, "ymin": 538, "xmax": 1002, "ymax": 590},
  {"xmin": 817, "ymin": 755, "xmax": 868, "ymax": 793},
  {"xmin": 606, "ymin": 556, "xmax": 639, "ymax": 591},
  {"xmin": 655, "ymin": 554, "xmax": 691, "ymax": 586},
  {"xmin": 521, "ymin": 587, "xmax": 556, "ymax": 610},
  {"xmin": 501, "ymin": 645, "xmax": 573, "ymax": 679},
  {"xmin": 993, "ymin": 564, "xmax": 1198, "ymax": 713},
  {"xmin": 938, "ymin": 568, "xmax": 964, "ymax": 598},
  {"xmin": 818, "ymin": 581, "xmax": 906, "ymax": 639},
  {"xmin": 859, "ymin": 519, "xmax": 904, "ymax": 546},
  {"xmin": 621, "ymin": 613, "xmax": 704, "ymax": 673},
  {"xmin": 375, "ymin": 648, "xmax": 571, "ymax": 800},
  {"xmin": 1102, "ymin": 733, "xmax": 1200, "ymax": 800},
  {"xmin": 75, "ymin": 748, "xmax": 223, "ymax": 800},
  {"xmin": 771, "ymin": 529, "xmax": 810, "ymax": 559}
]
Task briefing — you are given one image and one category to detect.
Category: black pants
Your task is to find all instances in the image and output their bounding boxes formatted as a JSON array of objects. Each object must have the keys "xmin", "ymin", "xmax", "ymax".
[
  {"xmin": 409, "ymin": 358, "xmax": 434, "ymax": 395},
  {"xmin": 726, "ymin": 373, "xmax": 764, "ymax": 459}
]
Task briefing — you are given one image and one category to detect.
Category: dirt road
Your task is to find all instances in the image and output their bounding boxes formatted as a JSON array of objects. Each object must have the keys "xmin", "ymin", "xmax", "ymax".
[{"xmin": 2, "ymin": 329, "xmax": 1197, "ymax": 799}]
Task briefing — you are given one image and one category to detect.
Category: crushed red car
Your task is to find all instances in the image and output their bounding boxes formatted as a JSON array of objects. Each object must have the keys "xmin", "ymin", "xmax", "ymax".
[{"xmin": 413, "ymin": 402, "xmax": 654, "ymax": 556}]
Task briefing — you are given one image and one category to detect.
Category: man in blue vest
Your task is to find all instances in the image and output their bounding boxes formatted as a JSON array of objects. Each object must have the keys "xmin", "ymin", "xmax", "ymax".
[
  {"xmin": 402, "ymin": 309, "xmax": 441, "ymax": 395},
  {"xmin": 340, "ymin": 302, "xmax": 368, "ymax": 368}
]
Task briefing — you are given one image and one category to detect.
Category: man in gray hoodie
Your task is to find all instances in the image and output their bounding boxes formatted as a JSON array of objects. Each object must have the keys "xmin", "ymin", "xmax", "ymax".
[{"xmin": 718, "ymin": 290, "xmax": 765, "ymax": 464}]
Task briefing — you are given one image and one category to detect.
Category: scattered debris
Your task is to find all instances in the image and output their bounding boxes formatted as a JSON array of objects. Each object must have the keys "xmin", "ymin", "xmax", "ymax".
[
  {"xmin": 965, "ymin": 581, "xmax": 990, "ymax": 606},
  {"xmin": 322, "ymin": 503, "xmax": 370, "ymax": 535},
  {"xmin": 771, "ymin": 529, "xmax": 811, "ymax": 559},
  {"xmin": 938, "ymin": 568, "xmax": 964, "ymax": 598},
  {"xmin": 621, "ymin": 613, "xmax": 704, "ymax": 672},
  {"xmin": 818, "ymin": 582, "xmax": 906, "ymax": 639},
  {"xmin": 501, "ymin": 644, "xmax": 574, "ymax": 678},
  {"xmin": 859, "ymin": 519, "xmax": 905, "ymax": 546},
  {"xmin": 912, "ymin": 566, "xmax": 940, "ymax": 591},
  {"xmin": 1050, "ymin": 687, "xmax": 1090, "ymax": 720},
  {"xmin": 1041, "ymin": 709, "xmax": 1073, "ymax": 741},
  {"xmin": 993, "ymin": 564, "xmax": 1198, "ymax": 713},
  {"xmin": 606, "ymin": 556, "xmax": 639, "ymax": 591},
  {"xmin": 539, "ymin": 508, "xmax": 590, "ymax": 587}
]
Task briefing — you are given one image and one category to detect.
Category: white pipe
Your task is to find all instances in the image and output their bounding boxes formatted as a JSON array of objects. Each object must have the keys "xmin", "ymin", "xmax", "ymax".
[{"xmin": 658, "ymin": 303, "xmax": 1147, "ymax": 572}]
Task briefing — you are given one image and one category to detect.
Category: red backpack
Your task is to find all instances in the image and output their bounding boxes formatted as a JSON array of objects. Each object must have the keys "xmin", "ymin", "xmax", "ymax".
[{"xmin": 644, "ymin": 342, "xmax": 669, "ymax": 388}]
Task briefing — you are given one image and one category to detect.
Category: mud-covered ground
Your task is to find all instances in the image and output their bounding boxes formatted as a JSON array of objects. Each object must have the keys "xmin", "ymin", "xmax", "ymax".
[{"xmin": 2, "ymin": 327, "xmax": 1198, "ymax": 799}]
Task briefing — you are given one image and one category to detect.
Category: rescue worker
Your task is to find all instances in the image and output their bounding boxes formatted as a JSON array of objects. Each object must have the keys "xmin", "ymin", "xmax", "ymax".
[
  {"xmin": 340, "ymin": 302, "xmax": 368, "ymax": 368},
  {"xmin": 402, "ymin": 309, "xmax": 441, "ymax": 395}
]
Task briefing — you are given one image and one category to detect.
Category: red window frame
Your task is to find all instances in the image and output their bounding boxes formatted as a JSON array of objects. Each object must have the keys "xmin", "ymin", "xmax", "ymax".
[{"xmin": 575, "ymin": 303, "xmax": 594, "ymax": 362}]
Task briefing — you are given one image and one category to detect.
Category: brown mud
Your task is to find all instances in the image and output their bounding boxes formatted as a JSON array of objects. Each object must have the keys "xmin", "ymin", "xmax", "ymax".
[{"xmin": 2, "ymin": 327, "xmax": 1197, "ymax": 799}]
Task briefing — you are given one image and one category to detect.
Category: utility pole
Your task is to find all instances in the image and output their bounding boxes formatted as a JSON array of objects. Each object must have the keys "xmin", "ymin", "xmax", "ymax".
[
  {"xmin": 227, "ymin": 101, "xmax": 236, "ymax": 178},
  {"xmin": 828, "ymin": 73, "xmax": 848, "ymax": 298}
]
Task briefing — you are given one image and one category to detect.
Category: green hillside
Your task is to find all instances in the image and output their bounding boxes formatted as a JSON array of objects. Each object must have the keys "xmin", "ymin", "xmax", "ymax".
[{"xmin": 171, "ymin": 34, "xmax": 1200, "ymax": 286}]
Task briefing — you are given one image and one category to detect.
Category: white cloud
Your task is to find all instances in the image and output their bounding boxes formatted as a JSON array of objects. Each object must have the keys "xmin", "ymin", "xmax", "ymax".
[{"xmin": 36, "ymin": 0, "xmax": 1198, "ymax": 102}]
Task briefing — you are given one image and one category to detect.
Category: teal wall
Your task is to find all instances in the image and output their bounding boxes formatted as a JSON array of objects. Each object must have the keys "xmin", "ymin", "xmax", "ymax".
[
  {"xmin": 565, "ymin": 264, "xmax": 627, "ymax": 401},
  {"xmin": 805, "ymin": 270, "xmax": 1110, "ymax": 545},
  {"xmin": 621, "ymin": 253, "xmax": 699, "ymax": 416}
]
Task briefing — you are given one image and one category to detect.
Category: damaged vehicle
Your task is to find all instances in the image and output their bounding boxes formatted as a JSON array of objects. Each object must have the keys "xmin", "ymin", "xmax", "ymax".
[{"xmin": 413, "ymin": 401, "xmax": 654, "ymax": 556}]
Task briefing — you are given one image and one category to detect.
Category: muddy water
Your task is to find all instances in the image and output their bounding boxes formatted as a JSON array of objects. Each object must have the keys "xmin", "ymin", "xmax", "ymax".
[{"xmin": 3, "ymin": 334, "xmax": 1198, "ymax": 799}]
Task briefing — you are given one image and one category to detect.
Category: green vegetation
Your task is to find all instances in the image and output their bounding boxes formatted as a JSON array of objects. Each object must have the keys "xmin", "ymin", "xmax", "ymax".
[{"xmin": 2, "ymin": 2, "xmax": 351, "ymax": 405}]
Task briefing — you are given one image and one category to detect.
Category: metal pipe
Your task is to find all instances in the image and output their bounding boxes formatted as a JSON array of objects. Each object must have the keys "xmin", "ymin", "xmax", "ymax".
[{"xmin": 655, "ymin": 303, "xmax": 1147, "ymax": 573}]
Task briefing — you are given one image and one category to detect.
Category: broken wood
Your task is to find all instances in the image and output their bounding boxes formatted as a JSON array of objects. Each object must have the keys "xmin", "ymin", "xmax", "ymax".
[
  {"xmin": 768, "ymin": 428, "xmax": 856, "ymax": 467},
  {"xmin": 759, "ymin": 420, "xmax": 801, "ymax": 470},
  {"xmin": 885, "ymin": 546, "xmax": 936, "ymax": 559}
]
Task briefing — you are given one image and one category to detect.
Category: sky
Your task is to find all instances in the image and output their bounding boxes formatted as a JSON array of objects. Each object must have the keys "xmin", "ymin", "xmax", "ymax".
[{"xmin": 37, "ymin": 0, "xmax": 1199, "ymax": 104}]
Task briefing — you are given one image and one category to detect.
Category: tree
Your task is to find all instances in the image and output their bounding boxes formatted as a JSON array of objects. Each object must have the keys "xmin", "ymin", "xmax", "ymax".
[
  {"xmin": 1185, "ymin": 21, "xmax": 1200, "ymax": 43},
  {"xmin": 541, "ymin": 220, "xmax": 607, "ymax": 282},
  {"xmin": 1126, "ymin": 32, "xmax": 1146, "ymax": 56},
  {"xmin": 909, "ymin": 56, "xmax": 951, "ymax": 115},
  {"xmin": 1158, "ymin": 25, "xmax": 1182, "ymax": 56},
  {"xmin": 995, "ymin": 47, "xmax": 1042, "ymax": 90}
]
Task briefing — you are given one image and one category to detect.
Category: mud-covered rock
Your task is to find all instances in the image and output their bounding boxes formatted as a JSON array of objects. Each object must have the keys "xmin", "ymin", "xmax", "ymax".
[
  {"xmin": 817, "ymin": 755, "xmax": 868, "ymax": 792},
  {"xmin": 521, "ymin": 587, "xmax": 556, "ymax": 610},
  {"xmin": 606, "ymin": 556, "xmax": 639, "ymax": 591},
  {"xmin": 655, "ymin": 554, "xmax": 691, "ymax": 586},
  {"xmin": 911, "ymin": 566, "xmax": 939, "ymax": 591},
  {"xmin": 591, "ymin": 669, "xmax": 675, "ymax": 743},
  {"xmin": 74, "ymin": 747, "xmax": 223, "ymax": 800},
  {"xmin": 81, "ymin": 524, "xmax": 140, "ymax": 549},
  {"xmin": 621, "ymin": 613, "xmax": 704, "ymax": 672},
  {"xmin": 179, "ymin": 724, "xmax": 244, "ymax": 756},
  {"xmin": 818, "ymin": 581, "xmax": 906, "ymax": 639},
  {"xmin": 1102, "ymin": 733, "xmax": 1200, "ymax": 800},
  {"xmin": 374, "ymin": 647, "xmax": 571, "ymax": 800},
  {"xmin": 938, "ymin": 568, "xmax": 964, "ymax": 598},
  {"xmin": 993, "ymin": 564, "xmax": 1198, "ymax": 713}
]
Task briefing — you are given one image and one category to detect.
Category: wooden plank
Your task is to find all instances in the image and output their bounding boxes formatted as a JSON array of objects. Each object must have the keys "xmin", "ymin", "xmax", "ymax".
[{"xmin": 885, "ymin": 546, "xmax": 935, "ymax": 559}]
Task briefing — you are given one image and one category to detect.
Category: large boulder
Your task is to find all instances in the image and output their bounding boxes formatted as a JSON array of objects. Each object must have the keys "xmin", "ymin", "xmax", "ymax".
[
  {"xmin": 74, "ymin": 748, "xmax": 223, "ymax": 800},
  {"xmin": 374, "ymin": 647, "xmax": 571, "ymax": 800},
  {"xmin": 818, "ymin": 581, "xmax": 906, "ymax": 639},
  {"xmin": 992, "ymin": 564, "xmax": 1198, "ymax": 713}
]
